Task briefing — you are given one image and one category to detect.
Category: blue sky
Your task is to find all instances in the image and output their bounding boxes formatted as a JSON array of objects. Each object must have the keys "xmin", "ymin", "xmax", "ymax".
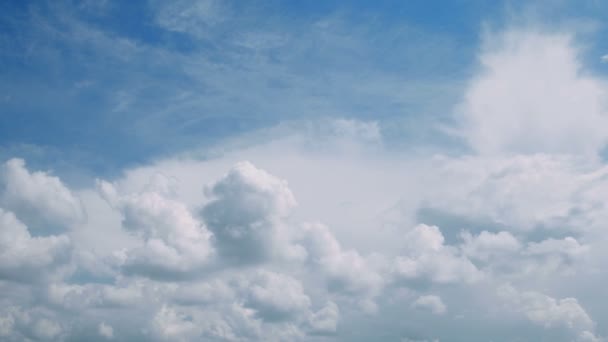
[
  {"xmin": 3, "ymin": 1, "xmax": 608, "ymax": 341},
  {"xmin": 1, "ymin": 0, "xmax": 586, "ymax": 175}
]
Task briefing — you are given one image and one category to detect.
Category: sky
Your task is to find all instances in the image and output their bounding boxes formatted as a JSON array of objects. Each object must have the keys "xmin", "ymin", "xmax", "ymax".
[{"xmin": 2, "ymin": 0, "xmax": 608, "ymax": 341}]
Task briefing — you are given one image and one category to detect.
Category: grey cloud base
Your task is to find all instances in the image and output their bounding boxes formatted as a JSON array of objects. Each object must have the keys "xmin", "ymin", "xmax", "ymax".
[{"xmin": 0, "ymin": 151, "xmax": 605, "ymax": 341}]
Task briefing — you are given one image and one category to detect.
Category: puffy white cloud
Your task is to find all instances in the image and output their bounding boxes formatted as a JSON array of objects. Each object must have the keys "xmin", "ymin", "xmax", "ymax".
[
  {"xmin": 152, "ymin": 305, "xmax": 201, "ymax": 341},
  {"xmin": 460, "ymin": 230, "xmax": 521, "ymax": 262},
  {"xmin": 243, "ymin": 270, "xmax": 312, "ymax": 322},
  {"xmin": 98, "ymin": 322, "xmax": 114, "ymax": 339},
  {"xmin": 97, "ymin": 177, "xmax": 213, "ymax": 280},
  {"xmin": 307, "ymin": 301, "xmax": 339, "ymax": 335},
  {"xmin": 427, "ymin": 154, "xmax": 608, "ymax": 232},
  {"xmin": 170, "ymin": 278, "xmax": 234, "ymax": 306},
  {"xmin": 458, "ymin": 231, "xmax": 590, "ymax": 278},
  {"xmin": 0, "ymin": 158, "xmax": 85, "ymax": 235},
  {"xmin": 0, "ymin": 208, "xmax": 71, "ymax": 283},
  {"xmin": 0, "ymin": 313, "xmax": 13, "ymax": 337},
  {"xmin": 44, "ymin": 281, "xmax": 148, "ymax": 311},
  {"xmin": 151, "ymin": 270, "xmax": 333, "ymax": 341},
  {"xmin": 150, "ymin": 301, "xmax": 305, "ymax": 342},
  {"xmin": 525, "ymin": 236, "xmax": 588, "ymax": 258},
  {"xmin": 2, "ymin": 147, "xmax": 604, "ymax": 340},
  {"xmin": 392, "ymin": 224, "xmax": 481, "ymax": 285},
  {"xmin": 519, "ymin": 237, "xmax": 590, "ymax": 276},
  {"xmin": 458, "ymin": 30, "xmax": 608, "ymax": 156},
  {"xmin": 300, "ymin": 223, "xmax": 384, "ymax": 310},
  {"xmin": 0, "ymin": 307, "xmax": 63, "ymax": 341},
  {"xmin": 32, "ymin": 318, "xmax": 62, "ymax": 340},
  {"xmin": 201, "ymin": 161, "xmax": 304, "ymax": 264},
  {"xmin": 579, "ymin": 330, "xmax": 602, "ymax": 342},
  {"xmin": 411, "ymin": 295, "xmax": 447, "ymax": 315},
  {"xmin": 498, "ymin": 284, "xmax": 600, "ymax": 341}
]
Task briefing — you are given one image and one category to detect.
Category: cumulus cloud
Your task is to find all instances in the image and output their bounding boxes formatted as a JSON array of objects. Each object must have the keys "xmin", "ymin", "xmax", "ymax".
[
  {"xmin": 300, "ymin": 223, "xmax": 384, "ymax": 311},
  {"xmin": 307, "ymin": 301, "xmax": 339, "ymax": 335},
  {"xmin": 0, "ymin": 208, "xmax": 71, "ymax": 283},
  {"xmin": 201, "ymin": 161, "xmax": 304, "ymax": 264},
  {"xmin": 498, "ymin": 284, "xmax": 600, "ymax": 341},
  {"xmin": 151, "ymin": 305, "xmax": 201, "ymax": 341},
  {"xmin": 243, "ymin": 270, "xmax": 312, "ymax": 322},
  {"xmin": 98, "ymin": 322, "xmax": 114, "ymax": 339},
  {"xmin": 460, "ymin": 230, "xmax": 521, "ymax": 262},
  {"xmin": 457, "ymin": 230, "xmax": 591, "ymax": 279},
  {"xmin": 158, "ymin": 269, "xmax": 336, "ymax": 340},
  {"xmin": 150, "ymin": 295, "xmax": 307, "ymax": 341},
  {"xmin": 0, "ymin": 158, "xmax": 85, "ymax": 235},
  {"xmin": 97, "ymin": 177, "xmax": 213, "ymax": 280},
  {"xmin": 427, "ymin": 154, "xmax": 608, "ymax": 232},
  {"xmin": 33, "ymin": 318, "xmax": 63, "ymax": 340},
  {"xmin": 458, "ymin": 30, "xmax": 608, "ymax": 156},
  {"xmin": 411, "ymin": 295, "xmax": 447, "ymax": 315},
  {"xmin": 520, "ymin": 237, "xmax": 590, "ymax": 276},
  {"xmin": 392, "ymin": 224, "xmax": 481, "ymax": 285},
  {"xmin": 0, "ymin": 307, "xmax": 63, "ymax": 341}
]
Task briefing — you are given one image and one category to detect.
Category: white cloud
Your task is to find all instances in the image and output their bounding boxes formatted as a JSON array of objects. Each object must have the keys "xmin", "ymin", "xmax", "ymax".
[
  {"xmin": 458, "ymin": 30, "xmax": 608, "ymax": 155},
  {"xmin": 411, "ymin": 295, "xmax": 447, "ymax": 315},
  {"xmin": 498, "ymin": 284, "xmax": 600, "ymax": 341},
  {"xmin": 33, "ymin": 318, "xmax": 62, "ymax": 340},
  {"xmin": 307, "ymin": 301, "xmax": 339, "ymax": 334},
  {"xmin": 153, "ymin": 0, "xmax": 224, "ymax": 37},
  {"xmin": 460, "ymin": 230, "xmax": 521, "ymax": 261},
  {"xmin": 392, "ymin": 224, "xmax": 481, "ymax": 285},
  {"xmin": 458, "ymin": 231, "xmax": 590, "ymax": 278},
  {"xmin": 1, "ymin": 135, "xmax": 607, "ymax": 340},
  {"xmin": 152, "ymin": 305, "xmax": 200, "ymax": 341},
  {"xmin": 427, "ymin": 154, "xmax": 608, "ymax": 232},
  {"xmin": 520, "ymin": 237, "xmax": 590, "ymax": 276},
  {"xmin": 300, "ymin": 223, "xmax": 384, "ymax": 310},
  {"xmin": 170, "ymin": 278, "xmax": 234, "ymax": 306},
  {"xmin": 243, "ymin": 270, "xmax": 312, "ymax": 322},
  {"xmin": 326, "ymin": 119, "xmax": 381, "ymax": 143},
  {"xmin": 0, "ymin": 208, "xmax": 71, "ymax": 283},
  {"xmin": 201, "ymin": 161, "xmax": 304, "ymax": 264},
  {"xmin": 525, "ymin": 236, "xmax": 588, "ymax": 258},
  {"xmin": 0, "ymin": 307, "xmax": 63, "ymax": 341},
  {"xmin": 98, "ymin": 322, "xmax": 114, "ymax": 339},
  {"xmin": 0, "ymin": 158, "xmax": 85, "ymax": 235},
  {"xmin": 579, "ymin": 330, "xmax": 602, "ymax": 342},
  {"xmin": 97, "ymin": 177, "xmax": 213, "ymax": 280},
  {"xmin": 149, "ymin": 299, "xmax": 306, "ymax": 341}
]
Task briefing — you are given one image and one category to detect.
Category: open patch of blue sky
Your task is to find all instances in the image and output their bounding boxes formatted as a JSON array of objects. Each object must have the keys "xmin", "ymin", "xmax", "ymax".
[
  {"xmin": 0, "ymin": 0, "xmax": 540, "ymax": 175},
  {"xmin": 3, "ymin": 1, "xmax": 608, "ymax": 177}
]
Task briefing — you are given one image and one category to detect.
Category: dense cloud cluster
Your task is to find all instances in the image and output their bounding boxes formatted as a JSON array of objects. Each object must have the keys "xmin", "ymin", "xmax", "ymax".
[{"xmin": 0, "ymin": 147, "xmax": 605, "ymax": 341}]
